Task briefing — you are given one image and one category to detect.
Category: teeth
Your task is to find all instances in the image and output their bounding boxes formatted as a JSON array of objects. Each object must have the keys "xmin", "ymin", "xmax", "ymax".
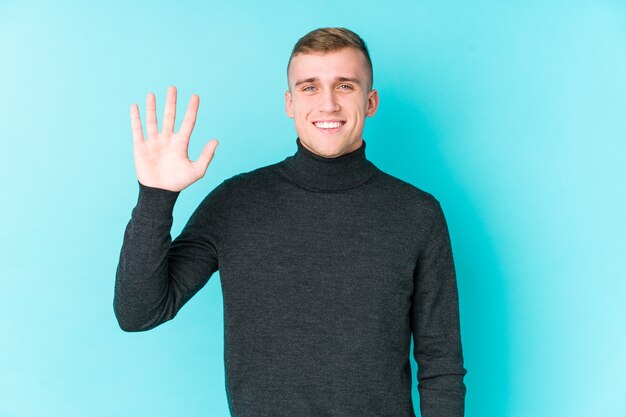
[{"xmin": 314, "ymin": 121, "xmax": 343, "ymax": 129}]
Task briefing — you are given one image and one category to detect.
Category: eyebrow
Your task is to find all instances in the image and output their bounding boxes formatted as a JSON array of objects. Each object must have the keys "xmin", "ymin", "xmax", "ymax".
[{"xmin": 294, "ymin": 76, "xmax": 362, "ymax": 87}]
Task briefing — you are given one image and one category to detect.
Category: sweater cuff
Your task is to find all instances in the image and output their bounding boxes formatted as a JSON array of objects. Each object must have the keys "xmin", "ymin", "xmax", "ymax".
[{"xmin": 134, "ymin": 181, "xmax": 181, "ymax": 218}]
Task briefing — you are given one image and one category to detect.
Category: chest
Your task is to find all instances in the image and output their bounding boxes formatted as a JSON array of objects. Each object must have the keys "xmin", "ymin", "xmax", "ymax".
[{"xmin": 217, "ymin": 190, "xmax": 421, "ymax": 310}]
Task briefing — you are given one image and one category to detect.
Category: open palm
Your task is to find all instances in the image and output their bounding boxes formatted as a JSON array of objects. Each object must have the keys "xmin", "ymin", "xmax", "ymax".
[{"xmin": 131, "ymin": 86, "xmax": 218, "ymax": 192}]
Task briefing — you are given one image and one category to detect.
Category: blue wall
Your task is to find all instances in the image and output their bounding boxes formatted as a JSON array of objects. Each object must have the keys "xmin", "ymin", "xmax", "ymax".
[{"xmin": 1, "ymin": 1, "xmax": 625, "ymax": 416}]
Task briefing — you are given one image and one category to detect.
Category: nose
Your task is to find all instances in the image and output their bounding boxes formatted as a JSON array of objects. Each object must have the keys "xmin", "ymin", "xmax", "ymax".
[{"xmin": 318, "ymin": 89, "xmax": 340, "ymax": 113}]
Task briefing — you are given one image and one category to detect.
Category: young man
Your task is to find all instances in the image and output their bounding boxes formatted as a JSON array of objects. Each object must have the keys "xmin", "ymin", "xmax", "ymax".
[{"xmin": 115, "ymin": 28, "xmax": 467, "ymax": 417}]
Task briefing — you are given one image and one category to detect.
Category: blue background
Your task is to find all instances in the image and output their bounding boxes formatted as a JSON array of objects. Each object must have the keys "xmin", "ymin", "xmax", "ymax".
[{"xmin": 1, "ymin": 1, "xmax": 625, "ymax": 416}]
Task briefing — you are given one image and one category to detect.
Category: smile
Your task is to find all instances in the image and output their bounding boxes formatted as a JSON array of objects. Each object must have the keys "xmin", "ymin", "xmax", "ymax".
[{"xmin": 313, "ymin": 121, "xmax": 345, "ymax": 129}]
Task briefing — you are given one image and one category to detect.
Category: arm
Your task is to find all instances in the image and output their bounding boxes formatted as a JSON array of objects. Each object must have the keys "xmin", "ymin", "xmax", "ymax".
[
  {"xmin": 411, "ymin": 201, "xmax": 467, "ymax": 417},
  {"xmin": 113, "ymin": 181, "xmax": 223, "ymax": 331},
  {"xmin": 113, "ymin": 86, "xmax": 220, "ymax": 331}
]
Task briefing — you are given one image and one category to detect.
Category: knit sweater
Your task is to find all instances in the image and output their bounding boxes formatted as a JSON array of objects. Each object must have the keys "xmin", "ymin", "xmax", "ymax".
[{"xmin": 114, "ymin": 138, "xmax": 467, "ymax": 417}]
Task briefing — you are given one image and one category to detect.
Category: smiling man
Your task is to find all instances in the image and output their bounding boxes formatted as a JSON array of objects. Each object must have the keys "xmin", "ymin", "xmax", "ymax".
[
  {"xmin": 115, "ymin": 28, "xmax": 467, "ymax": 417},
  {"xmin": 286, "ymin": 45, "xmax": 379, "ymax": 158}
]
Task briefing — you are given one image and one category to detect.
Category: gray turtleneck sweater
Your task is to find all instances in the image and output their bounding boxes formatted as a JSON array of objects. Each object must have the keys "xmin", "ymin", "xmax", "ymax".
[{"xmin": 114, "ymin": 138, "xmax": 467, "ymax": 417}]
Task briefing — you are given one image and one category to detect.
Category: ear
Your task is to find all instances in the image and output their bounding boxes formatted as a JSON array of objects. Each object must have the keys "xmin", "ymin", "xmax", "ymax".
[
  {"xmin": 285, "ymin": 90, "xmax": 294, "ymax": 118},
  {"xmin": 366, "ymin": 89, "xmax": 379, "ymax": 117}
]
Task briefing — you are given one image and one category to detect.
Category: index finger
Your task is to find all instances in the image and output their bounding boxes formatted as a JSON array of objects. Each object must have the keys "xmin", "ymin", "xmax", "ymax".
[{"xmin": 178, "ymin": 94, "xmax": 199, "ymax": 139}]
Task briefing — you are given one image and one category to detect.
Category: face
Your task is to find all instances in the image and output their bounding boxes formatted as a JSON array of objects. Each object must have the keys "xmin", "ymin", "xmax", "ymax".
[{"xmin": 285, "ymin": 47, "xmax": 379, "ymax": 158}]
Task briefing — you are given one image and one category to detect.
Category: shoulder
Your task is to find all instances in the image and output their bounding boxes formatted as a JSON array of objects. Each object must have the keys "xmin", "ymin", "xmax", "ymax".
[
  {"xmin": 199, "ymin": 161, "xmax": 285, "ymax": 211},
  {"xmin": 371, "ymin": 169, "xmax": 454, "ymax": 251},
  {"xmin": 372, "ymin": 167, "xmax": 442, "ymax": 216},
  {"xmin": 217, "ymin": 160, "xmax": 283, "ymax": 193}
]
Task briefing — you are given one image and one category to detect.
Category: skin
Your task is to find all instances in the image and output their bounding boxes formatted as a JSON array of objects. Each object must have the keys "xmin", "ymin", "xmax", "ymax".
[
  {"xmin": 130, "ymin": 47, "xmax": 378, "ymax": 191},
  {"xmin": 285, "ymin": 47, "xmax": 379, "ymax": 158},
  {"xmin": 130, "ymin": 86, "xmax": 219, "ymax": 192}
]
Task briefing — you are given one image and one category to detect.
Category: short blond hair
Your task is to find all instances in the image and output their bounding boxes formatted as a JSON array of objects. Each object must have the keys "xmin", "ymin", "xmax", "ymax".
[{"xmin": 287, "ymin": 27, "xmax": 374, "ymax": 90}]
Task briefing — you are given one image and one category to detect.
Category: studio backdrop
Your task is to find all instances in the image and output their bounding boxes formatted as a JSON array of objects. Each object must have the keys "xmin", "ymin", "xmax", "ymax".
[{"xmin": 1, "ymin": 1, "xmax": 625, "ymax": 416}]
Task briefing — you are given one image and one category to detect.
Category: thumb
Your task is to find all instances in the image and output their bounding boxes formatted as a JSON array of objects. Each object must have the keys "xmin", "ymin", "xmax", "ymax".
[{"xmin": 193, "ymin": 139, "xmax": 219, "ymax": 179}]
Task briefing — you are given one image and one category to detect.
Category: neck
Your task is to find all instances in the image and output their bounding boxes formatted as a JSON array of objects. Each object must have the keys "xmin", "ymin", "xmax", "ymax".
[{"xmin": 280, "ymin": 137, "xmax": 378, "ymax": 191}]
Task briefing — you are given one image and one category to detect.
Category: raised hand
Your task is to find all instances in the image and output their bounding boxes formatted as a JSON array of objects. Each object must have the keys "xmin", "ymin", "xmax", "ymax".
[{"xmin": 130, "ymin": 86, "xmax": 218, "ymax": 192}]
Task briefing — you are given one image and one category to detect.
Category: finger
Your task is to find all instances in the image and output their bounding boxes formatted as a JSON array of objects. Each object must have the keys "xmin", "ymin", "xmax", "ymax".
[
  {"xmin": 193, "ymin": 139, "xmax": 219, "ymax": 179},
  {"xmin": 179, "ymin": 94, "xmax": 199, "ymax": 140},
  {"xmin": 130, "ymin": 103, "xmax": 144, "ymax": 144},
  {"xmin": 162, "ymin": 86, "xmax": 177, "ymax": 135},
  {"xmin": 146, "ymin": 92, "xmax": 158, "ymax": 139}
]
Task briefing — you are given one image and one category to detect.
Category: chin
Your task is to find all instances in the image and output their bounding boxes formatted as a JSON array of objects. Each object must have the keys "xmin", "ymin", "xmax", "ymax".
[
  {"xmin": 313, "ymin": 143, "xmax": 347, "ymax": 158},
  {"xmin": 301, "ymin": 131, "xmax": 362, "ymax": 157}
]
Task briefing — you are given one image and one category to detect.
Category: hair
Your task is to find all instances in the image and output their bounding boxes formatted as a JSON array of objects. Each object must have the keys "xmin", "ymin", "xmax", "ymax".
[{"xmin": 287, "ymin": 27, "xmax": 374, "ymax": 90}]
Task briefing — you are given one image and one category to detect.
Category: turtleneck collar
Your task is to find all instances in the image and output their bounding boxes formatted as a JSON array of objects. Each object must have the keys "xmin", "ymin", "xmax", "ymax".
[{"xmin": 279, "ymin": 138, "xmax": 378, "ymax": 192}]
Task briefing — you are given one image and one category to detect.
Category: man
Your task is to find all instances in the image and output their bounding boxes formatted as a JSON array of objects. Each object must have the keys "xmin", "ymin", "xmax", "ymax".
[{"xmin": 115, "ymin": 27, "xmax": 467, "ymax": 417}]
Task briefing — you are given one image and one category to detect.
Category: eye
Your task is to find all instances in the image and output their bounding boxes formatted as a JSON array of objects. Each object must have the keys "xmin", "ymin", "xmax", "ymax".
[
  {"xmin": 338, "ymin": 84, "xmax": 354, "ymax": 90},
  {"xmin": 302, "ymin": 85, "xmax": 317, "ymax": 92}
]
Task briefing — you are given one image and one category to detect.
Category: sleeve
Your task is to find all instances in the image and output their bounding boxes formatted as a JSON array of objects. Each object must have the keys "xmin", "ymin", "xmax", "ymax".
[
  {"xmin": 113, "ymin": 180, "xmax": 225, "ymax": 332},
  {"xmin": 411, "ymin": 200, "xmax": 468, "ymax": 417}
]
